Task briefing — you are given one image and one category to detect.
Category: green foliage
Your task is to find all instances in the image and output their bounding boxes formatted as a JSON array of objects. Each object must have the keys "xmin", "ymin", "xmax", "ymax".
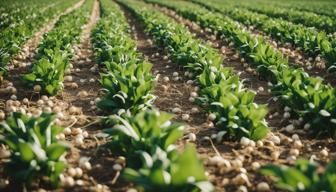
[
  {"xmin": 246, "ymin": 4, "xmax": 336, "ymax": 33},
  {"xmin": 260, "ymin": 159, "xmax": 336, "ymax": 192},
  {"xmin": 91, "ymin": 1, "xmax": 137, "ymax": 65},
  {"xmin": 22, "ymin": 50, "xmax": 68, "ymax": 95},
  {"xmin": 104, "ymin": 110, "xmax": 183, "ymax": 168},
  {"xmin": 124, "ymin": 146, "xmax": 214, "ymax": 192},
  {"xmin": 93, "ymin": 2, "xmax": 212, "ymax": 190},
  {"xmin": 97, "ymin": 60, "xmax": 156, "ymax": 115},
  {"xmin": 0, "ymin": 112, "xmax": 69, "ymax": 187},
  {"xmin": 198, "ymin": 79, "xmax": 269, "ymax": 140},
  {"xmin": 102, "ymin": 108, "xmax": 213, "ymax": 190},
  {"xmin": 92, "ymin": 0, "xmax": 155, "ymax": 115},
  {"xmin": 198, "ymin": 65, "xmax": 234, "ymax": 88},
  {"xmin": 272, "ymin": 68, "xmax": 336, "ymax": 138}
]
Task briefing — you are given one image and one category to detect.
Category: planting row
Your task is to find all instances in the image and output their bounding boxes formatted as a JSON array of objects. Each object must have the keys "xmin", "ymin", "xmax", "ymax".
[
  {"xmin": 91, "ymin": 0, "xmax": 213, "ymax": 191},
  {"xmin": 245, "ymin": 5, "xmax": 336, "ymax": 33},
  {"xmin": 146, "ymin": 0, "xmax": 336, "ymax": 139},
  {"xmin": 22, "ymin": 0, "xmax": 92, "ymax": 95},
  {"xmin": 0, "ymin": 0, "xmax": 78, "ymax": 77},
  {"xmin": 191, "ymin": 0, "xmax": 336, "ymax": 70},
  {"xmin": 216, "ymin": 0, "xmax": 336, "ymax": 19},
  {"xmin": 267, "ymin": 1, "xmax": 336, "ymax": 19}
]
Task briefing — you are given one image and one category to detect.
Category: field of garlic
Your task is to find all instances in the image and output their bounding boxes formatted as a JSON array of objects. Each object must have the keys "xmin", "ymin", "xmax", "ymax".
[{"xmin": 1, "ymin": 0, "xmax": 336, "ymax": 191}]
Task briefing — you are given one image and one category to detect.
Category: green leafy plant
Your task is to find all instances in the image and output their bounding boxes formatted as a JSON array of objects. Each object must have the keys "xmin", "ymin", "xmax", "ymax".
[
  {"xmin": 124, "ymin": 146, "xmax": 214, "ymax": 192},
  {"xmin": 0, "ymin": 112, "xmax": 69, "ymax": 188},
  {"xmin": 103, "ymin": 110, "xmax": 183, "ymax": 168},
  {"xmin": 92, "ymin": 2, "xmax": 213, "ymax": 190},
  {"xmin": 198, "ymin": 65, "xmax": 234, "ymax": 88},
  {"xmin": 92, "ymin": 0, "xmax": 156, "ymax": 116},
  {"xmin": 198, "ymin": 79, "xmax": 269, "ymax": 140},
  {"xmin": 246, "ymin": 4, "xmax": 336, "ymax": 33},
  {"xmin": 260, "ymin": 159, "xmax": 336, "ymax": 192},
  {"xmin": 97, "ymin": 61, "xmax": 156, "ymax": 115},
  {"xmin": 271, "ymin": 68, "xmax": 336, "ymax": 138},
  {"xmin": 22, "ymin": 50, "xmax": 69, "ymax": 95}
]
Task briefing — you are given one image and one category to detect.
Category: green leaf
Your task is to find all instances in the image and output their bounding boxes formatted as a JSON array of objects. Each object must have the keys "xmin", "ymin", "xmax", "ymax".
[{"xmin": 18, "ymin": 142, "xmax": 34, "ymax": 162}]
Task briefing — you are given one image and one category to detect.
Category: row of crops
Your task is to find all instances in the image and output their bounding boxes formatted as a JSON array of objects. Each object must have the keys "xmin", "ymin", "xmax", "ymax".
[
  {"xmin": 214, "ymin": 0, "xmax": 336, "ymax": 19},
  {"xmin": 0, "ymin": 0, "xmax": 336, "ymax": 191}
]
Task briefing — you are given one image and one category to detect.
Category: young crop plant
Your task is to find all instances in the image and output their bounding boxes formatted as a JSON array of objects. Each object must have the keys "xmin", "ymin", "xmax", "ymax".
[
  {"xmin": 97, "ymin": 60, "xmax": 156, "ymax": 115},
  {"xmin": 198, "ymin": 65, "xmax": 234, "ymax": 88},
  {"xmin": 0, "ymin": 112, "xmax": 69, "ymax": 188},
  {"xmin": 91, "ymin": 0, "xmax": 135, "ymax": 65},
  {"xmin": 124, "ymin": 145, "xmax": 214, "ymax": 192},
  {"xmin": 103, "ymin": 110, "xmax": 184, "ymax": 168},
  {"xmin": 91, "ymin": 17, "xmax": 137, "ymax": 65},
  {"xmin": 260, "ymin": 159, "xmax": 336, "ymax": 191},
  {"xmin": 246, "ymin": 5, "xmax": 336, "ymax": 33},
  {"xmin": 22, "ymin": 50, "xmax": 69, "ymax": 95},
  {"xmin": 198, "ymin": 76, "xmax": 269, "ymax": 140}
]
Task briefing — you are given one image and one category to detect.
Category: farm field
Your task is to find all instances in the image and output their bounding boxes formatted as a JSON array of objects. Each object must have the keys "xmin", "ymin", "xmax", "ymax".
[{"xmin": 0, "ymin": 0, "xmax": 336, "ymax": 191}]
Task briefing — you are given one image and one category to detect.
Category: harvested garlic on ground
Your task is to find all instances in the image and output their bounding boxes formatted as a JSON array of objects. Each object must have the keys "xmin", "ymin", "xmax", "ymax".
[
  {"xmin": 321, "ymin": 149, "xmax": 328, "ymax": 157},
  {"xmin": 181, "ymin": 114, "xmax": 190, "ymax": 121},
  {"xmin": 188, "ymin": 133, "xmax": 196, "ymax": 142},
  {"xmin": 257, "ymin": 182, "xmax": 270, "ymax": 191}
]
